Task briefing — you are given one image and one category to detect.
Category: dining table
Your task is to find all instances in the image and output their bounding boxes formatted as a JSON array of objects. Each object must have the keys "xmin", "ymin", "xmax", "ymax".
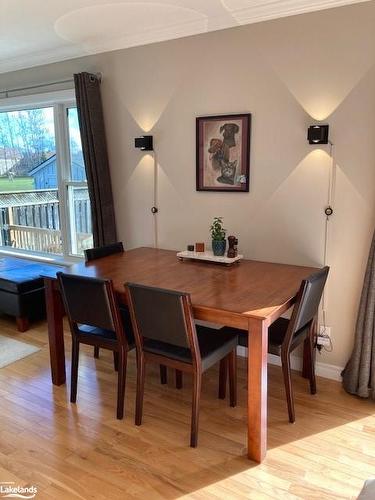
[{"xmin": 43, "ymin": 246, "xmax": 318, "ymax": 463}]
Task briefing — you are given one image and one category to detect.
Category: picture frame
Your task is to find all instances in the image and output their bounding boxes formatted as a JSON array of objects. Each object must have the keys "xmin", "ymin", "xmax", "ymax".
[{"xmin": 196, "ymin": 113, "xmax": 251, "ymax": 192}]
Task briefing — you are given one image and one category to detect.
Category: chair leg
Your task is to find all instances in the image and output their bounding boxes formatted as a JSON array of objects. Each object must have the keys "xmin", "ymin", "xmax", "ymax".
[
  {"xmin": 281, "ymin": 352, "xmax": 295, "ymax": 423},
  {"xmin": 116, "ymin": 348, "xmax": 127, "ymax": 420},
  {"xmin": 218, "ymin": 358, "xmax": 227, "ymax": 399},
  {"xmin": 135, "ymin": 355, "xmax": 146, "ymax": 426},
  {"xmin": 307, "ymin": 332, "xmax": 317, "ymax": 395},
  {"xmin": 113, "ymin": 351, "xmax": 119, "ymax": 372},
  {"xmin": 94, "ymin": 346, "xmax": 100, "ymax": 359},
  {"xmin": 70, "ymin": 339, "xmax": 79, "ymax": 404},
  {"xmin": 190, "ymin": 371, "xmax": 202, "ymax": 448},
  {"xmin": 176, "ymin": 369, "xmax": 183, "ymax": 389},
  {"xmin": 160, "ymin": 365, "xmax": 167, "ymax": 384},
  {"xmin": 302, "ymin": 338, "xmax": 309, "ymax": 379},
  {"xmin": 228, "ymin": 350, "xmax": 237, "ymax": 407},
  {"xmin": 16, "ymin": 316, "xmax": 29, "ymax": 332}
]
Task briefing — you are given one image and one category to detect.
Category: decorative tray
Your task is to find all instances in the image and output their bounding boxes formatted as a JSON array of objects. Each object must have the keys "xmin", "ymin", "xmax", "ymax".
[{"xmin": 177, "ymin": 250, "xmax": 242, "ymax": 265}]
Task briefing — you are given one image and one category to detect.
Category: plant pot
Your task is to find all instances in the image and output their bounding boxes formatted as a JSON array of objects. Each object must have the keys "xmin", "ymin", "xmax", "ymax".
[{"xmin": 212, "ymin": 239, "xmax": 226, "ymax": 256}]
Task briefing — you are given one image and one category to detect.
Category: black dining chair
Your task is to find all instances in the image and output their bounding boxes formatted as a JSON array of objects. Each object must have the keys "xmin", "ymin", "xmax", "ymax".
[
  {"xmin": 125, "ymin": 282, "xmax": 238, "ymax": 447},
  {"xmin": 84, "ymin": 242, "xmax": 124, "ymax": 359},
  {"xmin": 57, "ymin": 272, "xmax": 134, "ymax": 419},
  {"xmin": 84, "ymin": 241, "xmax": 181, "ymax": 388},
  {"xmin": 224, "ymin": 266, "xmax": 329, "ymax": 423},
  {"xmin": 84, "ymin": 241, "xmax": 125, "ymax": 262}
]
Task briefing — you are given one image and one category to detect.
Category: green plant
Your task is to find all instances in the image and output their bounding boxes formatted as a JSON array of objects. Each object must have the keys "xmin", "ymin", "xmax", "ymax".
[{"xmin": 210, "ymin": 217, "xmax": 226, "ymax": 241}]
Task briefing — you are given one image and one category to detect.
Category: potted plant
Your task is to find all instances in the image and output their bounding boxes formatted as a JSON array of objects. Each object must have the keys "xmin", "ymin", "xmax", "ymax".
[{"xmin": 210, "ymin": 217, "xmax": 226, "ymax": 256}]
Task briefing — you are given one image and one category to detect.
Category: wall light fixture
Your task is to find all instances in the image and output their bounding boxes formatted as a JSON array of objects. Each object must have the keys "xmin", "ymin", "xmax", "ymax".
[
  {"xmin": 307, "ymin": 124, "xmax": 329, "ymax": 144},
  {"xmin": 134, "ymin": 135, "xmax": 153, "ymax": 151}
]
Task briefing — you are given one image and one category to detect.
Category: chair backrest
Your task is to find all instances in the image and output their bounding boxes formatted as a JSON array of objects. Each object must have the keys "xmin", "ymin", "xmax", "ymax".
[
  {"xmin": 284, "ymin": 266, "xmax": 330, "ymax": 349},
  {"xmin": 84, "ymin": 242, "xmax": 124, "ymax": 262},
  {"xmin": 125, "ymin": 283, "xmax": 200, "ymax": 358},
  {"xmin": 57, "ymin": 272, "xmax": 126, "ymax": 345}
]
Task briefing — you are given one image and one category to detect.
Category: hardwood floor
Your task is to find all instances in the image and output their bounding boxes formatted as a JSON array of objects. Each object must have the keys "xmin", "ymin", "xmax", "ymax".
[{"xmin": 0, "ymin": 316, "xmax": 373, "ymax": 499}]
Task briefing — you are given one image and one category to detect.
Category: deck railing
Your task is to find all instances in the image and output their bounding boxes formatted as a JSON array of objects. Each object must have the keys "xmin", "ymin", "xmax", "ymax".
[
  {"xmin": 0, "ymin": 187, "xmax": 92, "ymax": 255},
  {"xmin": 9, "ymin": 224, "xmax": 62, "ymax": 254}
]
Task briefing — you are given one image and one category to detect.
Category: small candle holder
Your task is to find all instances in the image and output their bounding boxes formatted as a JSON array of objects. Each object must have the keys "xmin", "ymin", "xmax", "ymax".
[{"xmin": 195, "ymin": 242, "xmax": 205, "ymax": 253}]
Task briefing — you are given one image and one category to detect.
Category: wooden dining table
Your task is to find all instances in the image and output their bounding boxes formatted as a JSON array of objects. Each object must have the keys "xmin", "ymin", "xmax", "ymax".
[{"xmin": 43, "ymin": 247, "xmax": 318, "ymax": 463}]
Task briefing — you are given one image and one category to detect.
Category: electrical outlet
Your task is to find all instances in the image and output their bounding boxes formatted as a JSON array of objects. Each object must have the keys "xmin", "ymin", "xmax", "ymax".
[
  {"xmin": 317, "ymin": 325, "xmax": 332, "ymax": 346},
  {"xmin": 319, "ymin": 325, "xmax": 331, "ymax": 337}
]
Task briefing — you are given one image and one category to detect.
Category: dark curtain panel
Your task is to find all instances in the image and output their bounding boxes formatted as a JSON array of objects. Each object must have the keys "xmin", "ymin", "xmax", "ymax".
[
  {"xmin": 74, "ymin": 72, "xmax": 117, "ymax": 247},
  {"xmin": 342, "ymin": 229, "xmax": 375, "ymax": 398}
]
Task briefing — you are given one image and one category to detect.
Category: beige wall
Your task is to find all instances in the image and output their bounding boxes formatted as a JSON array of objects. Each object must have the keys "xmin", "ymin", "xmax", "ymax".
[{"xmin": 1, "ymin": 2, "xmax": 375, "ymax": 368}]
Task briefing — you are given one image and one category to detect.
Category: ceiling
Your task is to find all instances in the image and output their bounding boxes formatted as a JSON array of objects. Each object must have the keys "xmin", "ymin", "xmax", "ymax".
[{"xmin": 0, "ymin": 0, "xmax": 370, "ymax": 74}]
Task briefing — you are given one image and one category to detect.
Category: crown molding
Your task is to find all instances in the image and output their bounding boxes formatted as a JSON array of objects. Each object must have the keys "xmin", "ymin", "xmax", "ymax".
[
  {"xmin": 0, "ymin": 0, "xmax": 370, "ymax": 75},
  {"xmin": 226, "ymin": 0, "xmax": 372, "ymax": 24}
]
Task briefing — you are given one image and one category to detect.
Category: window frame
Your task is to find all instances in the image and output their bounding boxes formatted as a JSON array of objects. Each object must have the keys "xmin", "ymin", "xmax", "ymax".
[{"xmin": 0, "ymin": 89, "xmax": 89, "ymax": 262}]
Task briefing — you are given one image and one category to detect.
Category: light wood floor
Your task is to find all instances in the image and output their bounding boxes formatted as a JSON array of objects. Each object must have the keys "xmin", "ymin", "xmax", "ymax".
[{"xmin": 0, "ymin": 317, "xmax": 373, "ymax": 500}]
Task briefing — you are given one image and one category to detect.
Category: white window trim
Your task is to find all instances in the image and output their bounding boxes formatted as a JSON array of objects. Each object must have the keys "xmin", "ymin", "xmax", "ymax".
[
  {"xmin": 0, "ymin": 89, "xmax": 75, "ymax": 111},
  {"xmin": 0, "ymin": 247, "xmax": 80, "ymax": 265},
  {"xmin": 0, "ymin": 89, "xmax": 89, "ymax": 262}
]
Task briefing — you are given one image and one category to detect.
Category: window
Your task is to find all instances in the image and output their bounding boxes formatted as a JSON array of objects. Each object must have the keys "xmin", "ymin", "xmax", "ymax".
[
  {"xmin": 65, "ymin": 107, "xmax": 93, "ymax": 256},
  {"xmin": 0, "ymin": 91, "xmax": 93, "ymax": 258}
]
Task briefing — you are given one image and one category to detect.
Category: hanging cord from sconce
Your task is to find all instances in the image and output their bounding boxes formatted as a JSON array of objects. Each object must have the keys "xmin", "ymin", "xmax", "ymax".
[
  {"xmin": 151, "ymin": 151, "xmax": 159, "ymax": 249},
  {"xmin": 320, "ymin": 140, "xmax": 336, "ymax": 353}
]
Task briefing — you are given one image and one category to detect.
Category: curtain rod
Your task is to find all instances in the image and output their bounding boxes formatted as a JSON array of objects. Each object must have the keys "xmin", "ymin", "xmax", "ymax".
[
  {"xmin": 0, "ymin": 78, "xmax": 73, "ymax": 97},
  {"xmin": 0, "ymin": 72, "xmax": 102, "ymax": 98}
]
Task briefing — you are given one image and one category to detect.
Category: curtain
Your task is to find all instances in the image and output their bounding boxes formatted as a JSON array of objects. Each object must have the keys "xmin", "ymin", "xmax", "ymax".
[
  {"xmin": 342, "ymin": 229, "xmax": 375, "ymax": 398},
  {"xmin": 74, "ymin": 72, "xmax": 117, "ymax": 247}
]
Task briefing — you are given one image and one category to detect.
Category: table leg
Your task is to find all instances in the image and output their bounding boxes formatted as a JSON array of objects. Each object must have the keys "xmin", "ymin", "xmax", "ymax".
[
  {"xmin": 247, "ymin": 318, "xmax": 268, "ymax": 462},
  {"xmin": 45, "ymin": 278, "xmax": 66, "ymax": 385}
]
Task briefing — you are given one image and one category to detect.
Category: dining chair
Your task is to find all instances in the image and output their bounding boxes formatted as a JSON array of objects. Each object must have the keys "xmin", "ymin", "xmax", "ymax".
[
  {"xmin": 224, "ymin": 266, "xmax": 329, "ymax": 423},
  {"xmin": 84, "ymin": 241, "xmax": 181, "ymax": 387},
  {"xmin": 84, "ymin": 241, "xmax": 124, "ymax": 262},
  {"xmin": 57, "ymin": 272, "xmax": 134, "ymax": 419},
  {"xmin": 125, "ymin": 282, "xmax": 238, "ymax": 447},
  {"xmin": 85, "ymin": 242, "xmax": 124, "ymax": 359}
]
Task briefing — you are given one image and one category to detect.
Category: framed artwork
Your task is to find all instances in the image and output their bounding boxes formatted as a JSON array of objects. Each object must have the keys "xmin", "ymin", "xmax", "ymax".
[{"xmin": 196, "ymin": 113, "xmax": 251, "ymax": 192}]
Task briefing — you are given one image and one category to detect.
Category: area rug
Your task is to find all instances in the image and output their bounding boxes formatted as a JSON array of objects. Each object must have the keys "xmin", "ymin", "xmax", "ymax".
[{"xmin": 0, "ymin": 335, "xmax": 40, "ymax": 368}]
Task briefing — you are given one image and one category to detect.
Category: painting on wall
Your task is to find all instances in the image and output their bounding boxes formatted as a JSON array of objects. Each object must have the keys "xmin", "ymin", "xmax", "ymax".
[{"xmin": 196, "ymin": 113, "xmax": 251, "ymax": 192}]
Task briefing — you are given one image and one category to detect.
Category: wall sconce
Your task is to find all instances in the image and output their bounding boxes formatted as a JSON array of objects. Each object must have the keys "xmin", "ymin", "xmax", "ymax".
[
  {"xmin": 134, "ymin": 134, "xmax": 158, "ymax": 247},
  {"xmin": 134, "ymin": 135, "xmax": 153, "ymax": 151},
  {"xmin": 307, "ymin": 125, "xmax": 329, "ymax": 144}
]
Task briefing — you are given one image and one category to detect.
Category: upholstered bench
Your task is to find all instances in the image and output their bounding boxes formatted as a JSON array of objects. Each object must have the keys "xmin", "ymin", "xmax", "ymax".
[{"xmin": 0, "ymin": 256, "xmax": 65, "ymax": 332}]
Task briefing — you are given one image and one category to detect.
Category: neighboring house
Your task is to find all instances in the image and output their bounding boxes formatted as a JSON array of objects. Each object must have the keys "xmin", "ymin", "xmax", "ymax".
[{"xmin": 29, "ymin": 153, "xmax": 86, "ymax": 189}]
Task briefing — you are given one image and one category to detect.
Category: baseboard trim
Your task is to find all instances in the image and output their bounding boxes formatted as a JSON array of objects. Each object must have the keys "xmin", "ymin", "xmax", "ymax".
[{"xmin": 236, "ymin": 346, "xmax": 343, "ymax": 382}]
